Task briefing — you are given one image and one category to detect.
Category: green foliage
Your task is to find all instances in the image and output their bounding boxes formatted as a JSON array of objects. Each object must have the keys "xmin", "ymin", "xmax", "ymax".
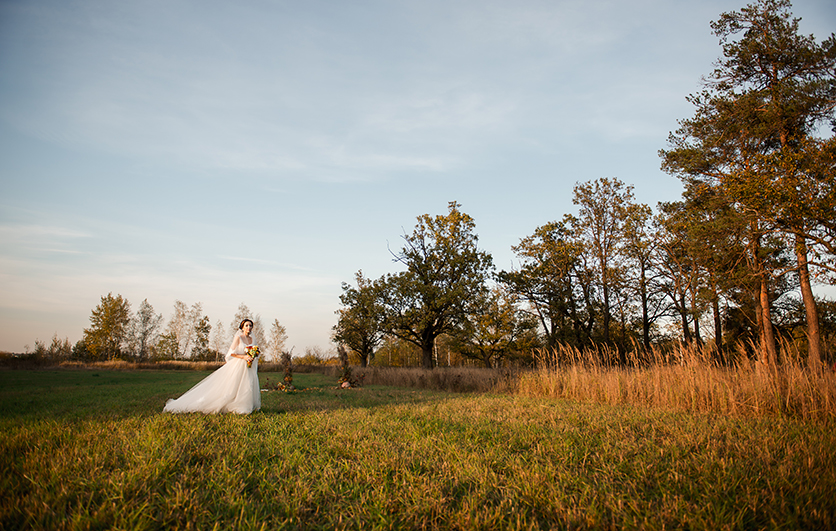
[
  {"xmin": 191, "ymin": 315, "xmax": 213, "ymax": 360},
  {"xmin": 82, "ymin": 292, "xmax": 132, "ymax": 361},
  {"xmin": 660, "ymin": 0, "xmax": 836, "ymax": 365},
  {"xmin": 31, "ymin": 334, "xmax": 72, "ymax": 360},
  {"xmin": 378, "ymin": 201, "xmax": 495, "ymax": 369},
  {"xmin": 154, "ymin": 331, "xmax": 180, "ymax": 361},
  {"xmin": 372, "ymin": 335, "xmax": 423, "ymax": 367},
  {"xmin": 499, "ymin": 218, "xmax": 589, "ymax": 349},
  {"xmin": 450, "ymin": 286, "xmax": 539, "ymax": 368},
  {"xmin": 333, "ymin": 271, "xmax": 384, "ymax": 367},
  {"xmin": 500, "ymin": 178, "xmax": 653, "ymax": 355},
  {"xmin": 572, "ymin": 177, "xmax": 641, "ymax": 346}
]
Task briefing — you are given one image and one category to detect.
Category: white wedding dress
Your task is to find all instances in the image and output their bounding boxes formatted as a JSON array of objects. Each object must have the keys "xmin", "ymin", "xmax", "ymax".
[{"xmin": 163, "ymin": 331, "xmax": 261, "ymax": 414}]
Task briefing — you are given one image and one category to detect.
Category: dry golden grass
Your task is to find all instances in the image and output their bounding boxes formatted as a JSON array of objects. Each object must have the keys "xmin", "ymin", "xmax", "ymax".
[{"xmin": 517, "ymin": 342, "xmax": 836, "ymax": 422}]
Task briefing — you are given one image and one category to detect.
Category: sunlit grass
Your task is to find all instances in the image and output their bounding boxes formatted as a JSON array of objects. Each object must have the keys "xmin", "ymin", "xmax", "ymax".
[
  {"xmin": 516, "ymin": 343, "xmax": 836, "ymax": 422},
  {"xmin": 1, "ymin": 369, "xmax": 834, "ymax": 530}
]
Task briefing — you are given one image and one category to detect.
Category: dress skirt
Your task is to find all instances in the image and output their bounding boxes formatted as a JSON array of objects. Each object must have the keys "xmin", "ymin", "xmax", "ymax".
[{"xmin": 163, "ymin": 357, "xmax": 260, "ymax": 414}]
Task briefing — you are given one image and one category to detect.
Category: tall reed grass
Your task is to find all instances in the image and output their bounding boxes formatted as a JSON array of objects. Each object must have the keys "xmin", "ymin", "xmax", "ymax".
[{"xmin": 517, "ymin": 342, "xmax": 836, "ymax": 422}]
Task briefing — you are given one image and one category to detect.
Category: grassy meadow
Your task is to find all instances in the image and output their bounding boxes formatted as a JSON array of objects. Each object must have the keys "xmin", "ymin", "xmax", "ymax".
[{"xmin": 1, "ymin": 367, "xmax": 834, "ymax": 530}]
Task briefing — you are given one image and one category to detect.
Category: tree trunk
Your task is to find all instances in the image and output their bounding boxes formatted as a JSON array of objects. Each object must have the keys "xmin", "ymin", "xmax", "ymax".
[
  {"xmin": 680, "ymin": 291, "xmax": 691, "ymax": 343},
  {"xmin": 795, "ymin": 232, "xmax": 822, "ymax": 370},
  {"xmin": 712, "ymin": 293, "xmax": 723, "ymax": 363},
  {"xmin": 690, "ymin": 283, "xmax": 702, "ymax": 345},
  {"xmin": 759, "ymin": 273, "xmax": 778, "ymax": 365},
  {"xmin": 750, "ymin": 227, "xmax": 777, "ymax": 365},
  {"xmin": 693, "ymin": 311, "xmax": 702, "ymax": 345},
  {"xmin": 420, "ymin": 333, "xmax": 435, "ymax": 369},
  {"xmin": 602, "ymin": 283, "xmax": 611, "ymax": 344},
  {"xmin": 640, "ymin": 263, "xmax": 651, "ymax": 350},
  {"xmin": 711, "ymin": 279, "xmax": 722, "ymax": 347}
]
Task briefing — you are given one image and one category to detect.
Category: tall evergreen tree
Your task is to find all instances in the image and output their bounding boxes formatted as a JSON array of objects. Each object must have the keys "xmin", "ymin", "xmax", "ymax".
[{"xmin": 661, "ymin": 0, "xmax": 835, "ymax": 367}]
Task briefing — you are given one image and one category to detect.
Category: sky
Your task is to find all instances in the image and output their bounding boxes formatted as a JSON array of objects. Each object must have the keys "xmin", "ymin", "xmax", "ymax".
[{"xmin": 1, "ymin": 0, "xmax": 834, "ymax": 355}]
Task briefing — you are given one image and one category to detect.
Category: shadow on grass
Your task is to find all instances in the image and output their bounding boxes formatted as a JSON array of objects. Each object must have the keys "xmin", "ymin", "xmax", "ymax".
[
  {"xmin": 0, "ymin": 369, "xmax": 452, "ymax": 421},
  {"xmin": 259, "ymin": 372, "xmax": 454, "ymax": 416}
]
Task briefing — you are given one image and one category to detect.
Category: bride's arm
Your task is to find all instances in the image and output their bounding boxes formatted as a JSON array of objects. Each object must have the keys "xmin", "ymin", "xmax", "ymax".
[{"xmin": 227, "ymin": 335, "xmax": 249, "ymax": 361}]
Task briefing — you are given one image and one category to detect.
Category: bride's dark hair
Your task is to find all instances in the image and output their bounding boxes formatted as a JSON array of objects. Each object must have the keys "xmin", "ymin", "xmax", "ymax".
[{"xmin": 239, "ymin": 318, "xmax": 254, "ymax": 330}]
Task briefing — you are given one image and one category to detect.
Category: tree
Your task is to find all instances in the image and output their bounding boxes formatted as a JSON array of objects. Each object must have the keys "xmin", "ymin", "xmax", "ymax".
[
  {"xmin": 661, "ymin": 0, "xmax": 836, "ymax": 367},
  {"xmin": 191, "ymin": 315, "xmax": 212, "ymax": 361},
  {"xmin": 129, "ymin": 299, "xmax": 163, "ymax": 361},
  {"xmin": 622, "ymin": 202, "xmax": 667, "ymax": 349},
  {"xmin": 499, "ymin": 218, "xmax": 592, "ymax": 349},
  {"xmin": 33, "ymin": 334, "xmax": 72, "ymax": 360},
  {"xmin": 267, "ymin": 319, "xmax": 289, "ymax": 362},
  {"xmin": 82, "ymin": 293, "xmax": 131, "ymax": 360},
  {"xmin": 572, "ymin": 177, "xmax": 642, "ymax": 351},
  {"xmin": 155, "ymin": 332, "xmax": 179, "ymax": 360},
  {"xmin": 378, "ymin": 202, "xmax": 494, "ymax": 369},
  {"xmin": 374, "ymin": 335, "xmax": 421, "ymax": 367},
  {"xmin": 333, "ymin": 271, "xmax": 384, "ymax": 367},
  {"xmin": 165, "ymin": 301, "xmax": 205, "ymax": 359},
  {"xmin": 451, "ymin": 286, "xmax": 539, "ymax": 368},
  {"xmin": 210, "ymin": 319, "xmax": 227, "ymax": 361}
]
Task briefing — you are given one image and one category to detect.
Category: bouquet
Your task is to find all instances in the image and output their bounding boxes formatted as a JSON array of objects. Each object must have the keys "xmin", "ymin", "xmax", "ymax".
[{"xmin": 245, "ymin": 345, "xmax": 260, "ymax": 368}]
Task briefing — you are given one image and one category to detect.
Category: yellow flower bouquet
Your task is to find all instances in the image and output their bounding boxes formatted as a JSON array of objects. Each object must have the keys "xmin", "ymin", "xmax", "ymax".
[{"xmin": 245, "ymin": 345, "xmax": 260, "ymax": 368}]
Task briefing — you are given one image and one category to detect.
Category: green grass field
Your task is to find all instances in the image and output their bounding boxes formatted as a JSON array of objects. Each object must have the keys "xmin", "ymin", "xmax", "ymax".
[{"xmin": 1, "ymin": 368, "xmax": 834, "ymax": 530}]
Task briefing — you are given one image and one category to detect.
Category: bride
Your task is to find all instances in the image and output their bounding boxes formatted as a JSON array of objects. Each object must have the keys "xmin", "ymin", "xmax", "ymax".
[{"xmin": 164, "ymin": 319, "xmax": 261, "ymax": 414}]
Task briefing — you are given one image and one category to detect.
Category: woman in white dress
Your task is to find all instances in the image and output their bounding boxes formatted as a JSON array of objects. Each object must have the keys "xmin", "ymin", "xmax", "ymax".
[{"xmin": 163, "ymin": 319, "xmax": 261, "ymax": 414}]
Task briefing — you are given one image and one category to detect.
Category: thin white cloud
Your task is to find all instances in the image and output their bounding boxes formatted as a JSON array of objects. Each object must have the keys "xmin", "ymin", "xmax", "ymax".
[
  {"xmin": 1, "ymin": 0, "xmax": 834, "ymax": 355},
  {"xmin": 6, "ymin": 0, "xmax": 705, "ymax": 178},
  {"xmin": 0, "ymin": 223, "xmax": 93, "ymax": 241}
]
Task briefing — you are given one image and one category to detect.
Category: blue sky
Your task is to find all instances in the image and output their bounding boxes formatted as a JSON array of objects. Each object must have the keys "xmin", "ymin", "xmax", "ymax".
[{"xmin": 1, "ymin": 0, "xmax": 834, "ymax": 354}]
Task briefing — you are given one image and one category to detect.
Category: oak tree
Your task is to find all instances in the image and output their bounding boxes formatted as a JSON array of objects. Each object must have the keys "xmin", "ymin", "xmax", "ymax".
[
  {"xmin": 499, "ymin": 218, "xmax": 591, "ymax": 349},
  {"xmin": 378, "ymin": 202, "xmax": 494, "ymax": 369}
]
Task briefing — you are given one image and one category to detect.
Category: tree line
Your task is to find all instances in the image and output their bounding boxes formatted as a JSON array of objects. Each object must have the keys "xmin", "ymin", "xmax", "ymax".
[
  {"xmin": 334, "ymin": 0, "xmax": 836, "ymax": 370},
  {"xmin": 33, "ymin": 297, "xmax": 290, "ymax": 363}
]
